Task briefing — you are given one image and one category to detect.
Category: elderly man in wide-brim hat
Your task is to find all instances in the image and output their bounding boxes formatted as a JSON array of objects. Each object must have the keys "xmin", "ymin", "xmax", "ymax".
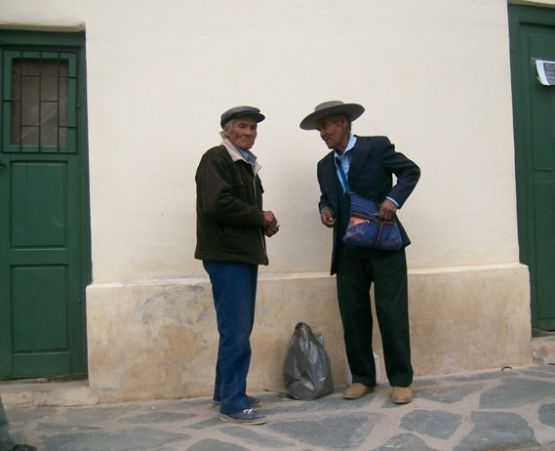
[
  {"xmin": 195, "ymin": 106, "xmax": 279, "ymax": 425},
  {"xmin": 300, "ymin": 101, "xmax": 421, "ymax": 404}
]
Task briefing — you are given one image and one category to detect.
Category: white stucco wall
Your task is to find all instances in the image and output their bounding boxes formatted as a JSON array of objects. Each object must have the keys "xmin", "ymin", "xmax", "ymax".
[
  {"xmin": 1, "ymin": 0, "xmax": 543, "ymax": 400},
  {"xmin": 0, "ymin": 0, "xmax": 527, "ymax": 279}
]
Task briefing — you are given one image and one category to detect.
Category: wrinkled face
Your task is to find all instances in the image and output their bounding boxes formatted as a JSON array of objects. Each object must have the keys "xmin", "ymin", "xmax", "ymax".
[
  {"xmin": 316, "ymin": 115, "xmax": 349, "ymax": 152},
  {"xmin": 224, "ymin": 116, "xmax": 258, "ymax": 150}
]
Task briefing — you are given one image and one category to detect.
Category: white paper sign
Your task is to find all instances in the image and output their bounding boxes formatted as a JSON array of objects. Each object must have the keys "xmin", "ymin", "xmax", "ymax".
[{"xmin": 535, "ymin": 59, "xmax": 555, "ymax": 86}]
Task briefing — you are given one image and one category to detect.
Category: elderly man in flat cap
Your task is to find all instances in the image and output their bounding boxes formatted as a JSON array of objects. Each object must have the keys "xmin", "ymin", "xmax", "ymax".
[
  {"xmin": 300, "ymin": 101, "xmax": 420, "ymax": 404},
  {"xmin": 195, "ymin": 106, "xmax": 278, "ymax": 425}
]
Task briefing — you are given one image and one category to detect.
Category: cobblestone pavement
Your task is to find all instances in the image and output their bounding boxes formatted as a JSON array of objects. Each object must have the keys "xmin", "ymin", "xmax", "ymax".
[{"xmin": 5, "ymin": 365, "xmax": 555, "ymax": 450}]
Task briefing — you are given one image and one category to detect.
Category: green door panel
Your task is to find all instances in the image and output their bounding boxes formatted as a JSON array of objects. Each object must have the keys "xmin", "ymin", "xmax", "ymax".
[
  {"xmin": 0, "ymin": 30, "xmax": 90, "ymax": 379},
  {"xmin": 13, "ymin": 353, "xmax": 72, "ymax": 379},
  {"xmin": 12, "ymin": 266, "xmax": 69, "ymax": 352},
  {"xmin": 11, "ymin": 161, "xmax": 67, "ymax": 246},
  {"xmin": 11, "ymin": 265, "xmax": 72, "ymax": 377},
  {"xmin": 510, "ymin": 6, "xmax": 555, "ymax": 330},
  {"xmin": 534, "ymin": 181, "xmax": 555, "ymax": 329}
]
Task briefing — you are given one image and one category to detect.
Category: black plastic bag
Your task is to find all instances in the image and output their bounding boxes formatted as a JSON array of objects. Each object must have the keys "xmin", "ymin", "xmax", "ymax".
[{"xmin": 283, "ymin": 322, "xmax": 334, "ymax": 400}]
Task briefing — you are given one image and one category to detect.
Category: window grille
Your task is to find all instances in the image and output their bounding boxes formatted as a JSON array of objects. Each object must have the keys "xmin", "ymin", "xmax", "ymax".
[{"xmin": 1, "ymin": 50, "xmax": 78, "ymax": 153}]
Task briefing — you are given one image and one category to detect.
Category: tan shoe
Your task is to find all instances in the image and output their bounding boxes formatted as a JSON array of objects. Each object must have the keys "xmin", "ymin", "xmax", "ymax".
[
  {"xmin": 343, "ymin": 383, "xmax": 374, "ymax": 400},
  {"xmin": 391, "ymin": 386, "xmax": 413, "ymax": 404}
]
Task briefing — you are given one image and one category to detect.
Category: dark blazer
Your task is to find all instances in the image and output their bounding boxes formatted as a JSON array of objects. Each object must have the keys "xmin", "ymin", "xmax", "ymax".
[{"xmin": 317, "ymin": 136, "xmax": 420, "ymax": 275}]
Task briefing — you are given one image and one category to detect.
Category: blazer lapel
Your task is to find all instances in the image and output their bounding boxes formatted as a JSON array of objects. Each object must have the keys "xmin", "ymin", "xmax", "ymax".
[
  {"xmin": 348, "ymin": 137, "xmax": 371, "ymax": 188},
  {"xmin": 322, "ymin": 152, "xmax": 340, "ymax": 210}
]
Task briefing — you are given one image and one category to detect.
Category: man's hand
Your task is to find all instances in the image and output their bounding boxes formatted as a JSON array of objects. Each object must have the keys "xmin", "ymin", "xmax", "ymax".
[
  {"xmin": 378, "ymin": 199, "xmax": 397, "ymax": 221},
  {"xmin": 263, "ymin": 210, "xmax": 277, "ymax": 228},
  {"xmin": 263, "ymin": 210, "xmax": 279, "ymax": 237},
  {"xmin": 264, "ymin": 225, "xmax": 280, "ymax": 237},
  {"xmin": 320, "ymin": 207, "xmax": 336, "ymax": 228}
]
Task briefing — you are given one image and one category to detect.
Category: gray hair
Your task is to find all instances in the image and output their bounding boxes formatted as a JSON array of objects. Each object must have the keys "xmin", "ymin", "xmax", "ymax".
[{"xmin": 222, "ymin": 119, "xmax": 236, "ymax": 132}]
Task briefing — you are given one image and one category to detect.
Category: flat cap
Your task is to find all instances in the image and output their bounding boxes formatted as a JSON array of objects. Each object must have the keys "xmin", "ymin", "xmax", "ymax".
[{"xmin": 220, "ymin": 105, "xmax": 265, "ymax": 127}]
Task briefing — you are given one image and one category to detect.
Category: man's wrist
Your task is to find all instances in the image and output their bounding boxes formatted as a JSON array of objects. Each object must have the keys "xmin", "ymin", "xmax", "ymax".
[{"xmin": 385, "ymin": 196, "xmax": 399, "ymax": 208}]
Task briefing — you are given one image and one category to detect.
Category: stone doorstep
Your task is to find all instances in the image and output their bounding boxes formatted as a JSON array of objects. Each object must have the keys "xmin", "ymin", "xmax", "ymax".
[
  {"xmin": 531, "ymin": 335, "xmax": 555, "ymax": 365},
  {"xmin": 0, "ymin": 379, "xmax": 98, "ymax": 408}
]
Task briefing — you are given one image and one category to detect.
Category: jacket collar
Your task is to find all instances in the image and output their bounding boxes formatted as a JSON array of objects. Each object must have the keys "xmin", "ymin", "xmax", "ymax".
[{"xmin": 220, "ymin": 133, "xmax": 262, "ymax": 174}]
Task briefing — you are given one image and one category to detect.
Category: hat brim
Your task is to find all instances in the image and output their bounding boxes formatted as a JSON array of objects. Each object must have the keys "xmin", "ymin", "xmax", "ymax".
[{"xmin": 299, "ymin": 103, "xmax": 365, "ymax": 130}]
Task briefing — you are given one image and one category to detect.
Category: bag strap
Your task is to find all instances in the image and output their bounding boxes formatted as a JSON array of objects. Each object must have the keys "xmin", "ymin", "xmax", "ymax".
[{"xmin": 334, "ymin": 156, "xmax": 351, "ymax": 194}]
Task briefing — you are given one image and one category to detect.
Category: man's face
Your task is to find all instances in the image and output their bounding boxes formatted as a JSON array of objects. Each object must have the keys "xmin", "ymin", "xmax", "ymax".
[
  {"xmin": 225, "ymin": 116, "xmax": 258, "ymax": 150},
  {"xmin": 316, "ymin": 116, "xmax": 349, "ymax": 151}
]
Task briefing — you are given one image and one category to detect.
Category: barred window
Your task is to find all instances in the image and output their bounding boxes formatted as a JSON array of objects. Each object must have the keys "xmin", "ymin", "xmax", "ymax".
[{"xmin": 2, "ymin": 51, "xmax": 77, "ymax": 153}]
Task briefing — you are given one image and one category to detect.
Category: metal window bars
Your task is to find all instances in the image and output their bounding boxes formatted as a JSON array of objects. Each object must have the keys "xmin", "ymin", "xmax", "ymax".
[{"xmin": 2, "ymin": 49, "xmax": 78, "ymax": 153}]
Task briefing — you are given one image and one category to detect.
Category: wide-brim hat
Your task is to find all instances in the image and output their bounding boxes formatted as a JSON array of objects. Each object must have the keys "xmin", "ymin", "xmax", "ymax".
[
  {"xmin": 299, "ymin": 100, "xmax": 364, "ymax": 130},
  {"xmin": 221, "ymin": 105, "xmax": 265, "ymax": 128}
]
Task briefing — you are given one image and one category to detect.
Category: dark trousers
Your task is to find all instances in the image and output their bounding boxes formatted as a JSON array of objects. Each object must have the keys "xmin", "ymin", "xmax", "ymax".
[
  {"xmin": 203, "ymin": 260, "xmax": 258, "ymax": 415},
  {"xmin": 336, "ymin": 246, "xmax": 413, "ymax": 388}
]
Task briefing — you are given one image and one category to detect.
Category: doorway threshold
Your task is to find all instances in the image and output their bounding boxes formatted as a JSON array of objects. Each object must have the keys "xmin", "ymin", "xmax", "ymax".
[
  {"xmin": 532, "ymin": 329, "xmax": 555, "ymax": 365},
  {"xmin": 0, "ymin": 378, "xmax": 97, "ymax": 408},
  {"xmin": 532, "ymin": 328, "xmax": 555, "ymax": 338}
]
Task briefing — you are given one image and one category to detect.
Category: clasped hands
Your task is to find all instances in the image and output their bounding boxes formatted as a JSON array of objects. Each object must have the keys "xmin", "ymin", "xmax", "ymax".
[{"xmin": 263, "ymin": 210, "xmax": 280, "ymax": 237}]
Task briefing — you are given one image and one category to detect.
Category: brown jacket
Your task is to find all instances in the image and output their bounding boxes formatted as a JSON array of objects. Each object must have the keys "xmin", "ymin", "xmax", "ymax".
[{"xmin": 194, "ymin": 145, "xmax": 268, "ymax": 265}]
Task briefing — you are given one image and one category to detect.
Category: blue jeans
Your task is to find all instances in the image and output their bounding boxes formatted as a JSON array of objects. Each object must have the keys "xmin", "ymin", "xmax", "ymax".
[{"xmin": 203, "ymin": 260, "xmax": 258, "ymax": 415}]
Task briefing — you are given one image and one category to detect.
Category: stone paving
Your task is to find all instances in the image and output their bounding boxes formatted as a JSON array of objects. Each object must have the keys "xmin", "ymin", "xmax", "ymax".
[{"xmin": 5, "ymin": 365, "xmax": 555, "ymax": 450}]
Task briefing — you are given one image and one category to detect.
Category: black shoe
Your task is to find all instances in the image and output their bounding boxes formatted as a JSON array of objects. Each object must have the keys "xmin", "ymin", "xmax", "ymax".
[{"xmin": 212, "ymin": 396, "xmax": 262, "ymax": 408}]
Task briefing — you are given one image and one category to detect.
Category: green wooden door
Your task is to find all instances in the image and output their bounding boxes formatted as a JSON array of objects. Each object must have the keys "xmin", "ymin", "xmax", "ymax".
[
  {"xmin": 509, "ymin": 6, "xmax": 555, "ymax": 330},
  {"xmin": 0, "ymin": 31, "xmax": 90, "ymax": 378}
]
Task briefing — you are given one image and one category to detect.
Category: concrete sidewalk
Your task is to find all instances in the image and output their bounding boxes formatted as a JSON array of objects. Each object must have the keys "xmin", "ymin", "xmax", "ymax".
[{"xmin": 4, "ymin": 364, "xmax": 555, "ymax": 450}]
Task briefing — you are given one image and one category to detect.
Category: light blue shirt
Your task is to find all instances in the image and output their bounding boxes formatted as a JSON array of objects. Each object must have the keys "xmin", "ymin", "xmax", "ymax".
[
  {"xmin": 235, "ymin": 147, "xmax": 257, "ymax": 166},
  {"xmin": 333, "ymin": 134, "xmax": 357, "ymax": 188}
]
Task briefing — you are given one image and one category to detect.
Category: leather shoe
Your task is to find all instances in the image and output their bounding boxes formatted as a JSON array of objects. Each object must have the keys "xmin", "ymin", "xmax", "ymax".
[
  {"xmin": 343, "ymin": 383, "xmax": 374, "ymax": 399},
  {"xmin": 391, "ymin": 386, "xmax": 413, "ymax": 404}
]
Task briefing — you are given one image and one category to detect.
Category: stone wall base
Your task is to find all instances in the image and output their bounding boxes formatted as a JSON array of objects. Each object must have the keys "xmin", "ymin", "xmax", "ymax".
[{"xmin": 86, "ymin": 263, "xmax": 532, "ymax": 402}]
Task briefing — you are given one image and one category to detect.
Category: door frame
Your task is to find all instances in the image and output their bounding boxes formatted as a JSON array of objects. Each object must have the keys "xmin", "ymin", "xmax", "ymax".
[{"xmin": 0, "ymin": 29, "xmax": 91, "ymax": 378}]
